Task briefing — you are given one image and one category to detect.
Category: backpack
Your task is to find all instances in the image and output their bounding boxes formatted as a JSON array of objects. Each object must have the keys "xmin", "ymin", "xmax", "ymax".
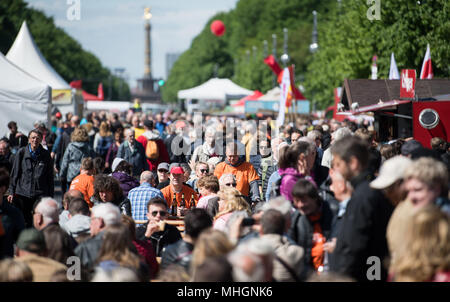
[
  {"xmin": 96, "ymin": 136, "xmax": 112, "ymax": 157},
  {"xmin": 145, "ymin": 139, "xmax": 159, "ymax": 160}
]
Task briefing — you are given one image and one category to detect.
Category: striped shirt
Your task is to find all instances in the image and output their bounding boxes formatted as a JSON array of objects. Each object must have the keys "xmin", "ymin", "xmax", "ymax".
[{"xmin": 128, "ymin": 182, "xmax": 164, "ymax": 222}]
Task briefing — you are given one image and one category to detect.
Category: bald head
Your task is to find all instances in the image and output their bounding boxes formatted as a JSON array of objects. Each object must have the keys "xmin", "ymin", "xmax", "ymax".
[
  {"xmin": 140, "ymin": 171, "xmax": 155, "ymax": 185},
  {"xmin": 63, "ymin": 190, "xmax": 84, "ymax": 210}
]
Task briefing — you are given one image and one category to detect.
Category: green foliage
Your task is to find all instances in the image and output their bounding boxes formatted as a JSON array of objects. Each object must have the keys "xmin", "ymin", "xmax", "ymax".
[
  {"xmin": 304, "ymin": 0, "xmax": 450, "ymax": 109},
  {"xmin": 0, "ymin": 0, "xmax": 129, "ymax": 100},
  {"xmin": 163, "ymin": 0, "xmax": 336, "ymax": 103}
]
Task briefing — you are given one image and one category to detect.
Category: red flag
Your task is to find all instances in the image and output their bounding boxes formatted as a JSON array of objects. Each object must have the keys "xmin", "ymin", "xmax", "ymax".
[
  {"xmin": 70, "ymin": 80, "xmax": 82, "ymax": 89},
  {"xmin": 264, "ymin": 55, "xmax": 282, "ymax": 76},
  {"xmin": 276, "ymin": 66, "xmax": 306, "ymax": 102},
  {"xmin": 98, "ymin": 83, "xmax": 104, "ymax": 100},
  {"xmin": 420, "ymin": 44, "xmax": 433, "ymax": 79},
  {"xmin": 288, "ymin": 65, "xmax": 306, "ymax": 100}
]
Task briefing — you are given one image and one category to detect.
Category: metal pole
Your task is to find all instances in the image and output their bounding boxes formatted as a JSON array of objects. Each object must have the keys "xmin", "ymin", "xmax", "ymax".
[
  {"xmin": 272, "ymin": 34, "xmax": 277, "ymax": 87},
  {"xmin": 263, "ymin": 40, "xmax": 268, "ymax": 58}
]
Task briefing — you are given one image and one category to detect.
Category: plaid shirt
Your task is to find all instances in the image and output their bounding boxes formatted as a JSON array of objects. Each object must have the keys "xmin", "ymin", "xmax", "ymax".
[{"xmin": 128, "ymin": 182, "xmax": 164, "ymax": 222}]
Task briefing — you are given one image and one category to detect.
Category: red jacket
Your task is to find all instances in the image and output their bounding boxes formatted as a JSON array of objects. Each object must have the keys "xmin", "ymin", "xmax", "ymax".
[{"xmin": 136, "ymin": 130, "xmax": 170, "ymax": 171}]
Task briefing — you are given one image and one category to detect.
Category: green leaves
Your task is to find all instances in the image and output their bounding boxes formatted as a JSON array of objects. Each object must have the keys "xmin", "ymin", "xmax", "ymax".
[{"xmin": 0, "ymin": 0, "xmax": 129, "ymax": 100}]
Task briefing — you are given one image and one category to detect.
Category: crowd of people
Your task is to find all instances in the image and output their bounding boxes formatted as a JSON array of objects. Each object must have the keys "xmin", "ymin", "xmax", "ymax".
[{"xmin": 0, "ymin": 109, "xmax": 449, "ymax": 282}]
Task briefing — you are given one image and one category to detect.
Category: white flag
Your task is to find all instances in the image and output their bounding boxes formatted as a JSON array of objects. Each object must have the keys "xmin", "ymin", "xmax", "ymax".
[
  {"xmin": 276, "ymin": 68, "xmax": 290, "ymax": 128},
  {"xmin": 389, "ymin": 52, "xmax": 400, "ymax": 80}
]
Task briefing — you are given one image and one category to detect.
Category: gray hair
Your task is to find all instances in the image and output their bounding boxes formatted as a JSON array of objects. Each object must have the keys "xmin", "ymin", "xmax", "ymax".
[
  {"xmin": 225, "ymin": 210, "xmax": 251, "ymax": 237},
  {"xmin": 263, "ymin": 196, "xmax": 293, "ymax": 220},
  {"xmin": 91, "ymin": 203, "xmax": 121, "ymax": 226},
  {"xmin": 307, "ymin": 130, "xmax": 322, "ymax": 141},
  {"xmin": 140, "ymin": 171, "xmax": 155, "ymax": 183},
  {"xmin": 219, "ymin": 173, "xmax": 236, "ymax": 186},
  {"xmin": 228, "ymin": 247, "xmax": 265, "ymax": 282},
  {"xmin": 332, "ymin": 127, "xmax": 352, "ymax": 142},
  {"xmin": 36, "ymin": 197, "xmax": 59, "ymax": 225}
]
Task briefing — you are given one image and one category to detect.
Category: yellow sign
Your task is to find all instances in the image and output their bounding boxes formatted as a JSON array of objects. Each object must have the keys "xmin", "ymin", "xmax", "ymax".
[{"xmin": 52, "ymin": 89, "xmax": 72, "ymax": 104}]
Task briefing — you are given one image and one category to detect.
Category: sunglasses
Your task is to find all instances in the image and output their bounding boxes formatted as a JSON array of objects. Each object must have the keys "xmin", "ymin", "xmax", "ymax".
[
  {"xmin": 158, "ymin": 169, "xmax": 169, "ymax": 173},
  {"xmin": 151, "ymin": 210, "xmax": 168, "ymax": 217},
  {"xmin": 225, "ymin": 183, "xmax": 237, "ymax": 187},
  {"xmin": 200, "ymin": 169, "xmax": 209, "ymax": 173}
]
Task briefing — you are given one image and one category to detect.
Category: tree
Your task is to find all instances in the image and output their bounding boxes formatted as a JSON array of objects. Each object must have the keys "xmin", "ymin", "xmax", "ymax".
[
  {"xmin": 0, "ymin": 0, "xmax": 129, "ymax": 101},
  {"xmin": 304, "ymin": 0, "xmax": 450, "ymax": 109}
]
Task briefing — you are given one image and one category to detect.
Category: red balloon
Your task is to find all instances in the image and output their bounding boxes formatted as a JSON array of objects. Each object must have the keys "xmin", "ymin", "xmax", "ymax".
[{"xmin": 210, "ymin": 20, "xmax": 225, "ymax": 36}]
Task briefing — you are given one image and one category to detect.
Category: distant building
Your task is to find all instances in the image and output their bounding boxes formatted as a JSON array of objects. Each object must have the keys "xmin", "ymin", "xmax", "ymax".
[{"xmin": 166, "ymin": 53, "xmax": 181, "ymax": 79}]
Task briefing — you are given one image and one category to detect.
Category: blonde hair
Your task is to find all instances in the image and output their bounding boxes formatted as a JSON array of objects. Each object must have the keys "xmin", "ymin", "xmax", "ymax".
[
  {"xmin": 215, "ymin": 186, "xmax": 250, "ymax": 220},
  {"xmin": 404, "ymin": 157, "xmax": 448, "ymax": 195},
  {"xmin": 71, "ymin": 127, "xmax": 89, "ymax": 142},
  {"xmin": 190, "ymin": 228, "xmax": 234, "ymax": 276},
  {"xmin": 99, "ymin": 121, "xmax": 112, "ymax": 137},
  {"xmin": 391, "ymin": 205, "xmax": 450, "ymax": 282}
]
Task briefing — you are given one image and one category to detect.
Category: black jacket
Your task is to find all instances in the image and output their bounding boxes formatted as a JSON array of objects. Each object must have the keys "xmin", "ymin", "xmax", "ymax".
[
  {"xmin": 160, "ymin": 239, "xmax": 194, "ymax": 272},
  {"xmin": 0, "ymin": 152, "xmax": 15, "ymax": 173},
  {"xmin": 288, "ymin": 201, "xmax": 335, "ymax": 280},
  {"xmin": 136, "ymin": 223, "xmax": 181, "ymax": 257},
  {"xmin": 330, "ymin": 170, "xmax": 394, "ymax": 282},
  {"xmin": 74, "ymin": 231, "xmax": 104, "ymax": 270},
  {"xmin": 9, "ymin": 145, "xmax": 54, "ymax": 198},
  {"xmin": 0, "ymin": 198, "xmax": 25, "ymax": 259}
]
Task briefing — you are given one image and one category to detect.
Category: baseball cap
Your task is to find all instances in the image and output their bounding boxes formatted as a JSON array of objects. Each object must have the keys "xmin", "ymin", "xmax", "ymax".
[
  {"xmin": 17, "ymin": 228, "xmax": 47, "ymax": 253},
  {"xmin": 157, "ymin": 162, "xmax": 169, "ymax": 171},
  {"xmin": 370, "ymin": 156, "xmax": 413, "ymax": 189},
  {"xmin": 169, "ymin": 163, "xmax": 184, "ymax": 174},
  {"xmin": 112, "ymin": 158, "xmax": 125, "ymax": 172}
]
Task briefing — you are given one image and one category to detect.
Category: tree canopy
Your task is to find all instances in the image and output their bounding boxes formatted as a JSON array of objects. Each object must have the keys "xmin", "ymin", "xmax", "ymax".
[
  {"xmin": 0, "ymin": 0, "xmax": 129, "ymax": 100},
  {"xmin": 163, "ymin": 0, "xmax": 449, "ymax": 109}
]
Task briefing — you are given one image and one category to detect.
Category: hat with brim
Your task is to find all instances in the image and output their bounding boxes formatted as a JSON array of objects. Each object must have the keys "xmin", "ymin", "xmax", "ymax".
[
  {"xmin": 370, "ymin": 156, "xmax": 412, "ymax": 189},
  {"xmin": 17, "ymin": 228, "xmax": 46, "ymax": 253}
]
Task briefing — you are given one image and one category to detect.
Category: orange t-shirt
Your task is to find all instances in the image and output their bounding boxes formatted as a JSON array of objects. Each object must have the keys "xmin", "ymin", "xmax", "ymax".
[
  {"xmin": 310, "ymin": 214, "xmax": 326, "ymax": 271},
  {"xmin": 161, "ymin": 185, "xmax": 199, "ymax": 209},
  {"xmin": 214, "ymin": 161, "xmax": 259, "ymax": 196},
  {"xmin": 69, "ymin": 174, "xmax": 95, "ymax": 208}
]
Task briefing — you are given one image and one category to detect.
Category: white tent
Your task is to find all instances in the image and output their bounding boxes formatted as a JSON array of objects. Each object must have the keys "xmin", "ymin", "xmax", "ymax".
[
  {"xmin": 6, "ymin": 21, "xmax": 70, "ymax": 90},
  {"xmin": 0, "ymin": 52, "xmax": 51, "ymax": 136},
  {"xmin": 258, "ymin": 87, "xmax": 281, "ymax": 101},
  {"xmin": 177, "ymin": 78, "xmax": 252, "ymax": 101}
]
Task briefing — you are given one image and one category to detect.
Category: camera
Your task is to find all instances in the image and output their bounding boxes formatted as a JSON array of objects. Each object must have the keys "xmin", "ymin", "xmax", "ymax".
[{"xmin": 241, "ymin": 217, "xmax": 255, "ymax": 226}]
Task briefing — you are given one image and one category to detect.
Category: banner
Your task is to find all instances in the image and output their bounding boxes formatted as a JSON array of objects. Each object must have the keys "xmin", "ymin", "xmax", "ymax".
[
  {"xmin": 52, "ymin": 89, "xmax": 72, "ymax": 105},
  {"xmin": 277, "ymin": 68, "xmax": 290, "ymax": 127},
  {"xmin": 400, "ymin": 69, "xmax": 416, "ymax": 99}
]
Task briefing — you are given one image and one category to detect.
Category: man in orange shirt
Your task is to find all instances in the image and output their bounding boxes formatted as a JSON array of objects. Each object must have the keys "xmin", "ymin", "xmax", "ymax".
[
  {"xmin": 161, "ymin": 164, "xmax": 198, "ymax": 216},
  {"xmin": 69, "ymin": 157, "xmax": 95, "ymax": 208},
  {"xmin": 214, "ymin": 142, "xmax": 261, "ymax": 207}
]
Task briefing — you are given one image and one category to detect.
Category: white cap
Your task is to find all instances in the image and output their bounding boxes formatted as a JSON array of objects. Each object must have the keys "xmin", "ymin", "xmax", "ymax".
[
  {"xmin": 370, "ymin": 156, "xmax": 413, "ymax": 189},
  {"xmin": 111, "ymin": 158, "xmax": 125, "ymax": 173}
]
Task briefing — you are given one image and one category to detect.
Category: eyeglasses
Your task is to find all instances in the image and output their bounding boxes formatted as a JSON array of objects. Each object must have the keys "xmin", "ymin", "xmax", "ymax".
[
  {"xmin": 200, "ymin": 169, "xmax": 209, "ymax": 173},
  {"xmin": 151, "ymin": 210, "xmax": 168, "ymax": 217},
  {"xmin": 225, "ymin": 183, "xmax": 237, "ymax": 187}
]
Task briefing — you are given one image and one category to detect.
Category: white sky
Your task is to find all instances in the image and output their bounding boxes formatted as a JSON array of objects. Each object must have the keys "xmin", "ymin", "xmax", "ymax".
[{"xmin": 26, "ymin": 0, "xmax": 238, "ymax": 88}]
